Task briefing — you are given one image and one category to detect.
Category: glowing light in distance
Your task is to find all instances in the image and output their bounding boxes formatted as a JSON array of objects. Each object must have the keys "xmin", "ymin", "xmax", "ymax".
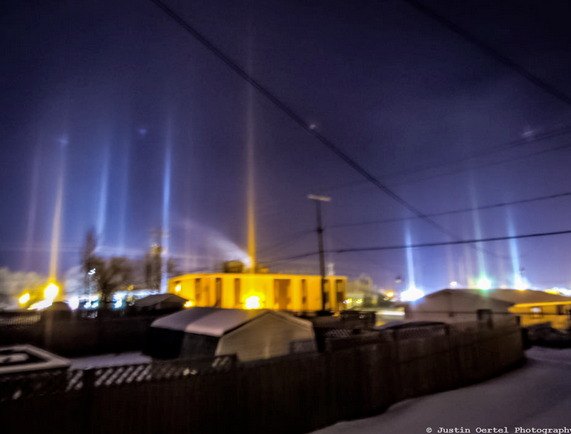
[
  {"xmin": 175, "ymin": 284, "xmax": 181, "ymax": 293},
  {"xmin": 356, "ymin": 299, "xmax": 363, "ymax": 304},
  {"xmin": 19, "ymin": 293, "xmax": 30, "ymax": 305},
  {"xmin": 450, "ymin": 281, "xmax": 458, "ymax": 288},
  {"xmin": 344, "ymin": 298, "xmax": 353, "ymax": 305},
  {"xmin": 386, "ymin": 291, "xmax": 395, "ymax": 298},
  {"xmin": 245, "ymin": 296, "xmax": 261, "ymax": 310},
  {"xmin": 550, "ymin": 287, "xmax": 571, "ymax": 297},
  {"xmin": 114, "ymin": 299, "xmax": 123, "ymax": 309},
  {"xmin": 44, "ymin": 283, "xmax": 59, "ymax": 300},
  {"xmin": 184, "ymin": 300, "xmax": 194, "ymax": 308},
  {"xmin": 401, "ymin": 287, "xmax": 425, "ymax": 302},
  {"xmin": 68, "ymin": 296, "xmax": 79, "ymax": 310},
  {"xmin": 476, "ymin": 277, "xmax": 492, "ymax": 291},
  {"xmin": 88, "ymin": 268, "xmax": 96, "ymax": 275}
]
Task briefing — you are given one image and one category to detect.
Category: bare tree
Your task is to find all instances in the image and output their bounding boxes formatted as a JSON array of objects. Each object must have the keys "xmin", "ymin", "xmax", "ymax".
[
  {"xmin": 97, "ymin": 256, "xmax": 132, "ymax": 308},
  {"xmin": 145, "ymin": 245, "xmax": 162, "ymax": 290},
  {"xmin": 81, "ymin": 229, "xmax": 133, "ymax": 308},
  {"xmin": 81, "ymin": 229, "xmax": 99, "ymax": 296}
]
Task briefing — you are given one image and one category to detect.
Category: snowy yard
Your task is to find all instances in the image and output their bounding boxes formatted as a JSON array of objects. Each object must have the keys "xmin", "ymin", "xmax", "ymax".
[{"xmin": 313, "ymin": 347, "xmax": 571, "ymax": 433}]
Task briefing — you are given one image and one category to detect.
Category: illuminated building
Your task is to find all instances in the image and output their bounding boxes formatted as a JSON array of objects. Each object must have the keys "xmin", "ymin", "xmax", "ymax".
[
  {"xmin": 473, "ymin": 289, "xmax": 571, "ymax": 330},
  {"xmin": 168, "ymin": 273, "xmax": 347, "ymax": 312}
]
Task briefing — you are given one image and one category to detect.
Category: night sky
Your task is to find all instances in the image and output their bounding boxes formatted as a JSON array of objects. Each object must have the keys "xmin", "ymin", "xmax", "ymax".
[{"xmin": 2, "ymin": 0, "xmax": 571, "ymax": 293}]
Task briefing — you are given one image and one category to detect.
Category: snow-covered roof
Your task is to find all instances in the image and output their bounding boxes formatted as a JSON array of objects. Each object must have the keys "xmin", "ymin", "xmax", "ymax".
[
  {"xmin": 424, "ymin": 289, "xmax": 514, "ymax": 306},
  {"xmin": 184, "ymin": 309, "xmax": 264, "ymax": 337},
  {"xmin": 134, "ymin": 293, "xmax": 187, "ymax": 307},
  {"xmin": 464, "ymin": 289, "xmax": 571, "ymax": 305},
  {"xmin": 151, "ymin": 308, "xmax": 311, "ymax": 337},
  {"xmin": 151, "ymin": 307, "xmax": 220, "ymax": 331}
]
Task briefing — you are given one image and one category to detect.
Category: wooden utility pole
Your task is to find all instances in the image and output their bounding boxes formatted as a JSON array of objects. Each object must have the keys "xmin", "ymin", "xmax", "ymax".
[{"xmin": 308, "ymin": 194, "xmax": 331, "ymax": 311}]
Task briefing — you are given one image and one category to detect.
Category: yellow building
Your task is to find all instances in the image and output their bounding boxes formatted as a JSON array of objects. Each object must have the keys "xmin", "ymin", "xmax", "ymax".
[
  {"xmin": 509, "ymin": 301, "xmax": 571, "ymax": 329},
  {"xmin": 168, "ymin": 273, "xmax": 347, "ymax": 312},
  {"xmin": 461, "ymin": 289, "xmax": 571, "ymax": 329}
]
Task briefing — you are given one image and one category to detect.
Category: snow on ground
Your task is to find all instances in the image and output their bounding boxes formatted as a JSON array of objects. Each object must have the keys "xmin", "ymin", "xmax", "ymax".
[
  {"xmin": 312, "ymin": 347, "xmax": 571, "ymax": 433},
  {"xmin": 69, "ymin": 352, "xmax": 151, "ymax": 369}
]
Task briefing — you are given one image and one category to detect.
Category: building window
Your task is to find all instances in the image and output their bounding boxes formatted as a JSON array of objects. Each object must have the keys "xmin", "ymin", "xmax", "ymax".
[
  {"xmin": 215, "ymin": 278, "xmax": 222, "ymax": 308},
  {"xmin": 234, "ymin": 278, "xmax": 241, "ymax": 307},
  {"xmin": 323, "ymin": 280, "xmax": 330, "ymax": 310},
  {"xmin": 335, "ymin": 279, "xmax": 345, "ymax": 311},
  {"xmin": 195, "ymin": 279, "xmax": 202, "ymax": 304},
  {"xmin": 530, "ymin": 306, "xmax": 543, "ymax": 319}
]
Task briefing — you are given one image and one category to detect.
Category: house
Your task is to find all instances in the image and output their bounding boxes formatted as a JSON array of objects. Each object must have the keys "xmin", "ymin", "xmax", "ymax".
[
  {"xmin": 467, "ymin": 289, "xmax": 571, "ymax": 329},
  {"xmin": 132, "ymin": 293, "xmax": 187, "ymax": 312},
  {"xmin": 168, "ymin": 273, "xmax": 347, "ymax": 312},
  {"xmin": 405, "ymin": 289, "xmax": 515, "ymax": 328},
  {"xmin": 145, "ymin": 307, "xmax": 317, "ymax": 362}
]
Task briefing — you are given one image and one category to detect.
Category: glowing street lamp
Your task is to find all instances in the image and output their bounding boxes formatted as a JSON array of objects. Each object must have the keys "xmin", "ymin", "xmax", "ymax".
[
  {"xmin": 401, "ymin": 286, "xmax": 424, "ymax": 302},
  {"xmin": 44, "ymin": 283, "xmax": 59, "ymax": 300},
  {"xmin": 245, "ymin": 295, "xmax": 262, "ymax": 310},
  {"xmin": 476, "ymin": 277, "xmax": 492, "ymax": 291},
  {"xmin": 19, "ymin": 292, "xmax": 30, "ymax": 306}
]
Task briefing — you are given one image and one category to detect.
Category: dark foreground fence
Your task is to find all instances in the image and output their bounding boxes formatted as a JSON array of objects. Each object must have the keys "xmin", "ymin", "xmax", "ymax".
[
  {"xmin": 0, "ymin": 322, "xmax": 523, "ymax": 434},
  {"xmin": 0, "ymin": 313, "xmax": 159, "ymax": 357}
]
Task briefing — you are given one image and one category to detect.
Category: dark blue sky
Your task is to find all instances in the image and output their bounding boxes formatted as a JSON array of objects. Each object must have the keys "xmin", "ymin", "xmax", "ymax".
[{"xmin": 2, "ymin": 0, "xmax": 571, "ymax": 292}]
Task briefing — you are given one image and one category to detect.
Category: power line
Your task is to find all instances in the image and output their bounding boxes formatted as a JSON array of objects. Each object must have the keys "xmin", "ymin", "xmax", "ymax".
[
  {"xmin": 263, "ymin": 251, "xmax": 319, "ymax": 265},
  {"xmin": 391, "ymin": 141, "xmax": 571, "ymax": 188},
  {"xmin": 335, "ymin": 228, "xmax": 571, "ymax": 253},
  {"xmin": 401, "ymin": 0, "xmax": 571, "ymax": 109},
  {"xmin": 257, "ymin": 229, "xmax": 313, "ymax": 255},
  {"xmin": 331, "ymin": 190, "xmax": 571, "ymax": 229},
  {"xmin": 380, "ymin": 125, "xmax": 571, "ymax": 182},
  {"xmin": 322, "ymin": 126, "xmax": 571, "ymax": 196},
  {"xmin": 268, "ymin": 228, "xmax": 571, "ymax": 264},
  {"xmin": 149, "ymin": 0, "xmax": 500, "ymax": 252}
]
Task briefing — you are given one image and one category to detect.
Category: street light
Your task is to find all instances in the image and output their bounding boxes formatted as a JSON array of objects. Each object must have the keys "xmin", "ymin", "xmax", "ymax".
[{"xmin": 308, "ymin": 194, "xmax": 331, "ymax": 311}]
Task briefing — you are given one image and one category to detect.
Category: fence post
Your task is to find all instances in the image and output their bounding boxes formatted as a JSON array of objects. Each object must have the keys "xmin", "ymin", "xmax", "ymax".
[
  {"xmin": 83, "ymin": 369, "xmax": 96, "ymax": 434},
  {"xmin": 391, "ymin": 330, "xmax": 402, "ymax": 401}
]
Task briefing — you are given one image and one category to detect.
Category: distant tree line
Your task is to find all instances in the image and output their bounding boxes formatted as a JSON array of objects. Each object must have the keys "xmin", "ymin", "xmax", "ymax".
[{"xmin": 81, "ymin": 229, "xmax": 180, "ymax": 308}]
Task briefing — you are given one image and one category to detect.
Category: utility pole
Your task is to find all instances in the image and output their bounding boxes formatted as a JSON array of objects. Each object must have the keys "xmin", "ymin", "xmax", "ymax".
[
  {"xmin": 308, "ymin": 194, "xmax": 331, "ymax": 311},
  {"xmin": 151, "ymin": 227, "xmax": 169, "ymax": 293}
]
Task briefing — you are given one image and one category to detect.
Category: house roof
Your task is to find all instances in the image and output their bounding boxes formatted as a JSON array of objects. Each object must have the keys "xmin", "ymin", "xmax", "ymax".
[
  {"xmin": 460, "ymin": 289, "xmax": 571, "ymax": 305},
  {"xmin": 151, "ymin": 307, "xmax": 312, "ymax": 337},
  {"xmin": 423, "ymin": 289, "xmax": 514, "ymax": 306},
  {"xmin": 134, "ymin": 293, "xmax": 187, "ymax": 307},
  {"xmin": 185, "ymin": 309, "xmax": 265, "ymax": 336}
]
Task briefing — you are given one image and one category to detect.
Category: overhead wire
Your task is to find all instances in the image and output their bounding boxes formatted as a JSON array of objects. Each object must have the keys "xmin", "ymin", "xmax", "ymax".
[
  {"xmin": 331, "ymin": 190, "xmax": 571, "ymax": 229},
  {"xmin": 320, "ymin": 126, "xmax": 571, "ymax": 196},
  {"xmin": 335, "ymin": 228, "xmax": 571, "ymax": 253},
  {"xmin": 390, "ymin": 141, "xmax": 571, "ymax": 188},
  {"xmin": 257, "ymin": 229, "xmax": 314, "ymax": 255},
  {"xmin": 377, "ymin": 125, "xmax": 571, "ymax": 181},
  {"xmin": 149, "ymin": 0, "xmax": 508, "ymax": 259},
  {"xmin": 400, "ymin": 0, "xmax": 571, "ymax": 109},
  {"xmin": 267, "ymin": 228, "xmax": 571, "ymax": 264}
]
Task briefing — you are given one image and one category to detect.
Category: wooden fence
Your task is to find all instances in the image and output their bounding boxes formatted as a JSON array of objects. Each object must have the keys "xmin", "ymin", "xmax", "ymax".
[
  {"xmin": 0, "ymin": 313, "xmax": 159, "ymax": 357},
  {"xmin": 0, "ymin": 322, "xmax": 524, "ymax": 434}
]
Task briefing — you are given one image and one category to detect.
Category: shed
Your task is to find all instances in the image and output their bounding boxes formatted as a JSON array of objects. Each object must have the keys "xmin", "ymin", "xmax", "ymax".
[
  {"xmin": 133, "ymin": 293, "xmax": 187, "ymax": 312},
  {"xmin": 406, "ymin": 289, "xmax": 515, "ymax": 327},
  {"xmin": 146, "ymin": 307, "xmax": 316, "ymax": 361}
]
